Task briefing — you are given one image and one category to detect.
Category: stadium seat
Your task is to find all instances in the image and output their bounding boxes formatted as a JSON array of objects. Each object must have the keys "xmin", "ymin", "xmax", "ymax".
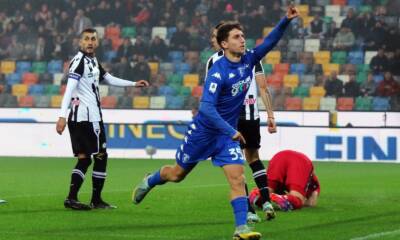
[
  {"xmin": 53, "ymin": 73, "xmax": 64, "ymax": 85},
  {"xmin": 179, "ymin": 86, "xmax": 191, "ymax": 97},
  {"xmin": 298, "ymin": 5, "xmax": 310, "ymax": 17},
  {"xmin": 158, "ymin": 86, "xmax": 176, "ymax": 96},
  {"xmin": 285, "ymin": 97, "xmax": 302, "ymax": 110},
  {"xmin": 117, "ymin": 96, "xmax": 132, "ymax": 109},
  {"xmin": 151, "ymin": 26, "xmax": 168, "ymax": 40},
  {"xmin": 160, "ymin": 63, "xmax": 174, "ymax": 74},
  {"xmin": 314, "ymin": 51, "xmax": 331, "ymax": 65},
  {"xmin": 22, "ymin": 73, "xmax": 39, "ymax": 85},
  {"xmin": 18, "ymin": 95, "xmax": 34, "ymax": 107},
  {"xmin": 133, "ymin": 96, "xmax": 150, "ymax": 109},
  {"xmin": 267, "ymin": 74, "xmax": 284, "ymax": 89},
  {"xmin": 108, "ymin": 86, "xmax": 125, "ymax": 96},
  {"xmin": 265, "ymin": 51, "xmax": 281, "ymax": 64},
  {"xmin": 44, "ymin": 85, "xmax": 60, "ymax": 95},
  {"xmin": 319, "ymin": 97, "xmax": 337, "ymax": 111},
  {"xmin": 303, "ymin": 97, "xmax": 320, "ymax": 110},
  {"xmin": 357, "ymin": 64, "xmax": 369, "ymax": 73},
  {"xmin": 148, "ymin": 62, "xmax": 159, "ymax": 76},
  {"xmin": 16, "ymin": 61, "xmax": 31, "ymax": 73},
  {"xmin": 94, "ymin": 26, "xmax": 105, "ymax": 38},
  {"xmin": 101, "ymin": 96, "xmax": 117, "ymax": 108},
  {"xmin": 373, "ymin": 74, "xmax": 384, "ymax": 84},
  {"xmin": 262, "ymin": 64, "xmax": 273, "ymax": 74},
  {"xmin": 317, "ymin": 0, "xmax": 330, "ymax": 6},
  {"xmin": 337, "ymin": 97, "xmax": 354, "ymax": 110},
  {"xmin": 167, "ymin": 27, "xmax": 177, "ymax": 39},
  {"xmin": 167, "ymin": 96, "xmax": 184, "ymax": 109},
  {"xmin": 121, "ymin": 27, "xmax": 136, "ymax": 38},
  {"xmin": 191, "ymin": 86, "xmax": 203, "ymax": 98},
  {"xmin": 34, "ymin": 95, "xmax": 50, "ymax": 108},
  {"xmin": 99, "ymin": 85, "xmax": 109, "ymax": 96},
  {"xmin": 1, "ymin": 60, "xmax": 16, "ymax": 74},
  {"xmin": 167, "ymin": 73, "xmax": 183, "ymax": 85},
  {"xmin": 293, "ymin": 86, "xmax": 309, "ymax": 97},
  {"xmin": 288, "ymin": 39, "xmax": 304, "ymax": 53},
  {"xmin": 323, "ymin": 63, "xmax": 340, "ymax": 75},
  {"xmin": 274, "ymin": 63, "xmax": 290, "ymax": 75},
  {"xmin": 168, "ymin": 51, "xmax": 184, "ymax": 63},
  {"xmin": 200, "ymin": 50, "xmax": 214, "ymax": 64},
  {"xmin": 356, "ymin": 72, "xmax": 368, "ymax": 83},
  {"xmin": 301, "ymin": 74, "xmax": 316, "ymax": 87},
  {"xmin": 29, "ymin": 84, "xmax": 44, "ymax": 95},
  {"xmin": 3, "ymin": 94, "xmax": 18, "ymax": 107},
  {"xmin": 263, "ymin": 27, "xmax": 273, "ymax": 37},
  {"xmin": 364, "ymin": 51, "xmax": 377, "ymax": 64},
  {"xmin": 12, "ymin": 84, "xmax": 28, "ymax": 97},
  {"xmin": 331, "ymin": 0, "xmax": 347, "ymax": 6},
  {"xmin": 150, "ymin": 96, "xmax": 166, "ymax": 109},
  {"xmin": 302, "ymin": 16, "xmax": 314, "ymax": 27},
  {"xmin": 348, "ymin": 51, "xmax": 364, "ymax": 64},
  {"xmin": 50, "ymin": 95, "xmax": 63, "ymax": 107},
  {"xmin": 176, "ymin": 63, "xmax": 190, "ymax": 75},
  {"xmin": 105, "ymin": 26, "xmax": 121, "ymax": 39},
  {"xmin": 325, "ymin": 5, "xmax": 341, "ymax": 18},
  {"xmin": 247, "ymin": 38, "xmax": 256, "ymax": 49},
  {"xmin": 32, "ymin": 61, "xmax": 47, "ymax": 74},
  {"xmin": 5, "ymin": 73, "xmax": 21, "ymax": 85},
  {"xmin": 291, "ymin": 63, "xmax": 306, "ymax": 75},
  {"xmin": 283, "ymin": 74, "xmax": 299, "ymax": 88},
  {"xmin": 104, "ymin": 50, "xmax": 117, "ymax": 62},
  {"xmin": 337, "ymin": 74, "xmax": 350, "ymax": 83},
  {"xmin": 304, "ymin": 39, "xmax": 320, "ymax": 52},
  {"xmin": 348, "ymin": 0, "xmax": 362, "ymax": 8},
  {"xmin": 372, "ymin": 97, "xmax": 390, "ymax": 111},
  {"xmin": 309, "ymin": 86, "xmax": 326, "ymax": 98},
  {"xmin": 332, "ymin": 51, "xmax": 347, "ymax": 64},
  {"xmin": 47, "ymin": 60, "xmax": 63, "ymax": 74},
  {"xmin": 355, "ymin": 96, "xmax": 372, "ymax": 110}
]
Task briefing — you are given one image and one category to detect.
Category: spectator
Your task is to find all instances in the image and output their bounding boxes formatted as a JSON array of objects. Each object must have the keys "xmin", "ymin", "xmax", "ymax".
[
  {"xmin": 344, "ymin": 75, "xmax": 360, "ymax": 97},
  {"xmin": 169, "ymin": 21, "xmax": 189, "ymax": 51},
  {"xmin": 117, "ymin": 38, "xmax": 134, "ymax": 60},
  {"xmin": 21, "ymin": 2, "xmax": 35, "ymax": 26},
  {"xmin": 57, "ymin": 11, "xmax": 70, "ymax": 33},
  {"xmin": 112, "ymin": 0, "xmax": 126, "ymax": 25},
  {"xmin": 377, "ymin": 71, "xmax": 400, "ymax": 97},
  {"xmin": 73, "ymin": 9, "xmax": 92, "ymax": 35},
  {"xmin": 384, "ymin": 28, "xmax": 400, "ymax": 52},
  {"xmin": 132, "ymin": 36, "xmax": 148, "ymax": 60},
  {"xmin": 360, "ymin": 73, "xmax": 376, "ymax": 96},
  {"xmin": 176, "ymin": 7, "xmax": 190, "ymax": 25},
  {"xmin": 187, "ymin": 27, "xmax": 206, "ymax": 51},
  {"xmin": 370, "ymin": 49, "xmax": 389, "ymax": 74},
  {"xmin": 131, "ymin": 54, "xmax": 151, "ymax": 82},
  {"xmin": 341, "ymin": 8, "xmax": 357, "ymax": 33},
  {"xmin": 307, "ymin": 14, "xmax": 326, "ymax": 39},
  {"xmin": 364, "ymin": 21, "xmax": 387, "ymax": 51},
  {"xmin": 134, "ymin": 5, "xmax": 151, "ymax": 25},
  {"xmin": 389, "ymin": 49, "xmax": 400, "ymax": 76},
  {"xmin": 7, "ymin": 35, "xmax": 24, "ymax": 60},
  {"xmin": 113, "ymin": 57, "xmax": 133, "ymax": 79},
  {"xmin": 324, "ymin": 71, "xmax": 343, "ymax": 97},
  {"xmin": 149, "ymin": 36, "xmax": 168, "ymax": 61},
  {"xmin": 333, "ymin": 27, "xmax": 355, "ymax": 50},
  {"xmin": 356, "ymin": 12, "xmax": 375, "ymax": 38}
]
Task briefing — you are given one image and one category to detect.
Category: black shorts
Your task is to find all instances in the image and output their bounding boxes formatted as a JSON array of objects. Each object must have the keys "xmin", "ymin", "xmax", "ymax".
[
  {"xmin": 67, "ymin": 121, "xmax": 107, "ymax": 156},
  {"xmin": 237, "ymin": 118, "xmax": 261, "ymax": 149}
]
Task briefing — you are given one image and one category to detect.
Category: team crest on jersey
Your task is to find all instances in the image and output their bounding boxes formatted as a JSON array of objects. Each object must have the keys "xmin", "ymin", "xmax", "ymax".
[
  {"xmin": 231, "ymin": 76, "xmax": 251, "ymax": 96},
  {"xmin": 229, "ymin": 73, "xmax": 236, "ymax": 79},
  {"xmin": 209, "ymin": 82, "xmax": 218, "ymax": 93}
]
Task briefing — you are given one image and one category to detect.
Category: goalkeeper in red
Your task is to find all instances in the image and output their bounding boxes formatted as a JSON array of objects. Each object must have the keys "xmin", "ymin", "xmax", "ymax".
[{"xmin": 250, "ymin": 150, "xmax": 320, "ymax": 211}]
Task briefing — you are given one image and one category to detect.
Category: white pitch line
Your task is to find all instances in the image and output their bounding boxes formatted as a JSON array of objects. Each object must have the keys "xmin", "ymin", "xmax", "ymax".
[
  {"xmin": 4, "ymin": 183, "xmax": 228, "ymax": 198},
  {"xmin": 350, "ymin": 229, "xmax": 400, "ymax": 240}
]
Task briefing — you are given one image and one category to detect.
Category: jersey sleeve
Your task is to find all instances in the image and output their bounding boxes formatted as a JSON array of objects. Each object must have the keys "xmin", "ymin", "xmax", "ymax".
[
  {"xmin": 98, "ymin": 62, "xmax": 107, "ymax": 82},
  {"xmin": 68, "ymin": 56, "xmax": 85, "ymax": 81},
  {"xmin": 201, "ymin": 68, "xmax": 222, "ymax": 105}
]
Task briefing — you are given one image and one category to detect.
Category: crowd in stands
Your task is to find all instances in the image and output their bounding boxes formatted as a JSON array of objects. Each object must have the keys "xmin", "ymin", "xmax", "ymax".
[{"xmin": 0, "ymin": 0, "xmax": 399, "ymax": 111}]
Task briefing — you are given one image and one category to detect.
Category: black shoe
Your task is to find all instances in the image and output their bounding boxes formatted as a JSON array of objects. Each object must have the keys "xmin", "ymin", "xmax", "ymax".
[
  {"xmin": 64, "ymin": 199, "xmax": 91, "ymax": 211},
  {"xmin": 90, "ymin": 200, "xmax": 117, "ymax": 209}
]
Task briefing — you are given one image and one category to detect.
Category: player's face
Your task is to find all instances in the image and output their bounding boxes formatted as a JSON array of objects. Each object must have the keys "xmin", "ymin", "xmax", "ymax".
[
  {"xmin": 79, "ymin": 32, "xmax": 99, "ymax": 55},
  {"xmin": 222, "ymin": 28, "xmax": 245, "ymax": 56},
  {"xmin": 210, "ymin": 29, "xmax": 220, "ymax": 51}
]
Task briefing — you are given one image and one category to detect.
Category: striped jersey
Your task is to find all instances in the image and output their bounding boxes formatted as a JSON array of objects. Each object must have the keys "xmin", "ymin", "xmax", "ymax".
[
  {"xmin": 67, "ymin": 50, "xmax": 106, "ymax": 122},
  {"xmin": 206, "ymin": 50, "xmax": 264, "ymax": 120}
]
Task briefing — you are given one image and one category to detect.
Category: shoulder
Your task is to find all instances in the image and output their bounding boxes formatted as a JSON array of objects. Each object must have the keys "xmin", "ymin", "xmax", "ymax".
[
  {"xmin": 69, "ymin": 52, "xmax": 85, "ymax": 71},
  {"xmin": 206, "ymin": 50, "xmax": 224, "ymax": 70}
]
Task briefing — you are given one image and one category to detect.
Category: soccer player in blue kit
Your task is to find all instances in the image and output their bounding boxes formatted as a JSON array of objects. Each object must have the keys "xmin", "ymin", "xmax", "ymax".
[{"xmin": 133, "ymin": 5, "xmax": 299, "ymax": 240}]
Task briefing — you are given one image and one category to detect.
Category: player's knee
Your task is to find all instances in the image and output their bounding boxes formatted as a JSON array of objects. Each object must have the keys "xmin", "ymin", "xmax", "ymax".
[
  {"xmin": 171, "ymin": 168, "xmax": 187, "ymax": 182},
  {"xmin": 230, "ymin": 173, "xmax": 246, "ymax": 189},
  {"xmin": 77, "ymin": 156, "xmax": 92, "ymax": 168}
]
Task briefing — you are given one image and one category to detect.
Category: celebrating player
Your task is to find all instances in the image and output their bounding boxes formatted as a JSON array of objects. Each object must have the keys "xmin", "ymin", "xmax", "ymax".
[
  {"xmin": 206, "ymin": 20, "xmax": 278, "ymax": 223},
  {"xmin": 56, "ymin": 28, "xmax": 149, "ymax": 210},
  {"xmin": 249, "ymin": 150, "xmax": 320, "ymax": 211}
]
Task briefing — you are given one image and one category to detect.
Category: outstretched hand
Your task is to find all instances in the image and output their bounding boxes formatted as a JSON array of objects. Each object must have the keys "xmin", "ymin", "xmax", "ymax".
[
  {"xmin": 286, "ymin": 4, "xmax": 299, "ymax": 19},
  {"xmin": 135, "ymin": 80, "xmax": 150, "ymax": 88}
]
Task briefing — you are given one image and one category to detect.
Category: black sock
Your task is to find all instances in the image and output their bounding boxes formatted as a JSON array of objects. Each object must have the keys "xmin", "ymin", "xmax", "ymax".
[
  {"xmin": 68, "ymin": 157, "xmax": 92, "ymax": 200},
  {"xmin": 245, "ymin": 183, "xmax": 256, "ymax": 214},
  {"xmin": 249, "ymin": 160, "xmax": 270, "ymax": 202},
  {"xmin": 91, "ymin": 153, "xmax": 108, "ymax": 203}
]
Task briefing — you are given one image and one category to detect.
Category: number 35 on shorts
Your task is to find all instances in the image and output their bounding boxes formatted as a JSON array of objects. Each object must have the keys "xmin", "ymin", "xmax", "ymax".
[{"xmin": 229, "ymin": 147, "xmax": 244, "ymax": 161}]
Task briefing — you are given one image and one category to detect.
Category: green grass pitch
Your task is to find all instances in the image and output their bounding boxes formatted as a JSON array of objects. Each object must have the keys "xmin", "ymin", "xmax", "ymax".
[{"xmin": 0, "ymin": 157, "xmax": 399, "ymax": 240}]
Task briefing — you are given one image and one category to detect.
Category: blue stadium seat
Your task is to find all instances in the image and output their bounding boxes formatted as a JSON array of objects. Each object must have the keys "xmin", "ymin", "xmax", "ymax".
[
  {"xmin": 373, "ymin": 74, "xmax": 384, "ymax": 84},
  {"xmin": 168, "ymin": 51, "xmax": 184, "ymax": 63},
  {"xmin": 158, "ymin": 86, "xmax": 176, "ymax": 96},
  {"xmin": 47, "ymin": 60, "xmax": 63, "ymax": 74},
  {"xmin": 16, "ymin": 61, "xmax": 31, "ymax": 73},
  {"xmin": 167, "ymin": 96, "xmax": 184, "ymax": 109},
  {"xmin": 175, "ymin": 63, "xmax": 190, "ymax": 75},
  {"xmin": 5, "ymin": 73, "xmax": 22, "ymax": 85},
  {"xmin": 290, "ymin": 64, "xmax": 306, "ymax": 75},
  {"xmin": 372, "ymin": 97, "xmax": 390, "ymax": 111},
  {"xmin": 348, "ymin": 0, "xmax": 362, "ymax": 8},
  {"xmin": 29, "ymin": 84, "xmax": 44, "ymax": 95},
  {"xmin": 104, "ymin": 51, "xmax": 117, "ymax": 62},
  {"xmin": 348, "ymin": 51, "xmax": 364, "ymax": 64},
  {"xmin": 167, "ymin": 27, "xmax": 177, "ymax": 39}
]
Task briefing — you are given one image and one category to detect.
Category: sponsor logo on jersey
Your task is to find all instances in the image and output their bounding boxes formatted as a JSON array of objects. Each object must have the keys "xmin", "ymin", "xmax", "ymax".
[
  {"xmin": 209, "ymin": 82, "xmax": 218, "ymax": 93},
  {"xmin": 231, "ymin": 76, "xmax": 251, "ymax": 96}
]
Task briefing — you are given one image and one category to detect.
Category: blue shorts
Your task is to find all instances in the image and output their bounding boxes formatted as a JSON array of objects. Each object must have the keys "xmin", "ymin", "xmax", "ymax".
[{"xmin": 176, "ymin": 123, "xmax": 245, "ymax": 171}]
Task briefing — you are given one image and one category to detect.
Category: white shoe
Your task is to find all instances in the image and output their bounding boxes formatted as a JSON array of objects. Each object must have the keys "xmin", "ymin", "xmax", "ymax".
[
  {"xmin": 247, "ymin": 212, "xmax": 261, "ymax": 223},
  {"xmin": 0, "ymin": 199, "xmax": 7, "ymax": 204},
  {"xmin": 262, "ymin": 201, "xmax": 276, "ymax": 220}
]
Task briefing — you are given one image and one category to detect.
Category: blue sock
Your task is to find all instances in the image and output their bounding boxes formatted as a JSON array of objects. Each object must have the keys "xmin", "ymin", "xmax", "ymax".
[
  {"xmin": 231, "ymin": 196, "xmax": 248, "ymax": 227},
  {"xmin": 147, "ymin": 170, "xmax": 166, "ymax": 188}
]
